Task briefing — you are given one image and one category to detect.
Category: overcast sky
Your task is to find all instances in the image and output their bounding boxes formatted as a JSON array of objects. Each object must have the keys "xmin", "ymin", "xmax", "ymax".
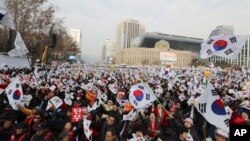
[{"xmin": 50, "ymin": 0, "xmax": 250, "ymax": 63}]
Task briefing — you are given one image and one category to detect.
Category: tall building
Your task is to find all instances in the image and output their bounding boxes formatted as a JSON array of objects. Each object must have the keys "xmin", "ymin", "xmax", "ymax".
[
  {"xmin": 209, "ymin": 25, "xmax": 234, "ymax": 38},
  {"xmin": 101, "ymin": 39, "xmax": 116, "ymax": 64},
  {"xmin": 116, "ymin": 19, "xmax": 145, "ymax": 50},
  {"xmin": 70, "ymin": 29, "xmax": 83, "ymax": 59},
  {"xmin": 101, "ymin": 45, "xmax": 106, "ymax": 62}
]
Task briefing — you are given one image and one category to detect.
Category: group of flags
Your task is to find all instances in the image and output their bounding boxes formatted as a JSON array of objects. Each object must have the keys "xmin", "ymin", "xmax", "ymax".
[{"xmin": 2, "ymin": 0, "xmax": 249, "ymax": 138}]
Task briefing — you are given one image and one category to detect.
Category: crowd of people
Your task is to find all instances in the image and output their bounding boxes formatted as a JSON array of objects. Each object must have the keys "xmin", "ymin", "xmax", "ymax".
[{"xmin": 0, "ymin": 62, "xmax": 249, "ymax": 141}]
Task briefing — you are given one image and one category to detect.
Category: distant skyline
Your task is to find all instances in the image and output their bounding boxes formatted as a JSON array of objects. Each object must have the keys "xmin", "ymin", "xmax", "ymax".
[{"xmin": 50, "ymin": 0, "xmax": 250, "ymax": 63}]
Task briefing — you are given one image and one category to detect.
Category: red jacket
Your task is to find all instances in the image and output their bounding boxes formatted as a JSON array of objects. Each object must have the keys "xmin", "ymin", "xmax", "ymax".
[
  {"xmin": 153, "ymin": 108, "xmax": 169, "ymax": 127},
  {"xmin": 230, "ymin": 111, "xmax": 247, "ymax": 125},
  {"xmin": 10, "ymin": 133, "xmax": 30, "ymax": 141},
  {"xmin": 148, "ymin": 120, "xmax": 160, "ymax": 138}
]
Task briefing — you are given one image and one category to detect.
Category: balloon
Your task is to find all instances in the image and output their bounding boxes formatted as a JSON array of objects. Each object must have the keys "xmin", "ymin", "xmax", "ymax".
[{"xmin": 204, "ymin": 70, "xmax": 211, "ymax": 78}]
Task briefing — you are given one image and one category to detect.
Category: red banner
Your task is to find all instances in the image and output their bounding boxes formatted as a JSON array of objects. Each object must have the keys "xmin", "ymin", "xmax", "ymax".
[{"xmin": 71, "ymin": 107, "xmax": 88, "ymax": 122}]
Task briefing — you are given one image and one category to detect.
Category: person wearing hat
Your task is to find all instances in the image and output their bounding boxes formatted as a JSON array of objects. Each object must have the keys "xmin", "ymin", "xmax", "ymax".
[
  {"xmin": 214, "ymin": 128, "xmax": 228, "ymax": 141},
  {"xmin": 183, "ymin": 117, "xmax": 200, "ymax": 141},
  {"xmin": 10, "ymin": 122, "xmax": 31, "ymax": 141},
  {"xmin": 30, "ymin": 122, "xmax": 56, "ymax": 141}
]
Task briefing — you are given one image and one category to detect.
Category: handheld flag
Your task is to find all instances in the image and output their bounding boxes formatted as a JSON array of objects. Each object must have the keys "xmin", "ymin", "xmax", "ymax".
[
  {"xmin": 129, "ymin": 82, "xmax": 156, "ymax": 109},
  {"xmin": 123, "ymin": 110, "xmax": 137, "ymax": 121},
  {"xmin": 200, "ymin": 34, "xmax": 247, "ymax": 59},
  {"xmin": 83, "ymin": 118, "xmax": 92, "ymax": 141},
  {"xmin": 195, "ymin": 82, "xmax": 229, "ymax": 132},
  {"xmin": 159, "ymin": 67, "xmax": 170, "ymax": 79},
  {"xmin": 5, "ymin": 77, "xmax": 23, "ymax": 110},
  {"xmin": 46, "ymin": 96, "xmax": 63, "ymax": 110},
  {"xmin": 109, "ymin": 83, "xmax": 118, "ymax": 94}
]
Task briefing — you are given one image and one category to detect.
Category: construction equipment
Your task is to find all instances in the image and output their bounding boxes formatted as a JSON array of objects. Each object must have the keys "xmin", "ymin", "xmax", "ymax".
[{"xmin": 41, "ymin": 46, "xmax": 48, "ymax": 66}]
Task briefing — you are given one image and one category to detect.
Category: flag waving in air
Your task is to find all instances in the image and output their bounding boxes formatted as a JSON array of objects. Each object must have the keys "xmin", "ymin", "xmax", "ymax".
[
  {"xmin": 5, "ymin": 77, "xmax": 23, "ymax": 110},
  {"xmin": 200, "ymin": 34, "xmax": 247, "ymax": 59},
  {"xmin": 83, "ymin": 118, "xmax": 92, "ymax": 141},
  {"xmin": 0, "ymin": 0, "xmax": 15, "ymax": 29},
  {"xmin": 129, "ymin": 82, "xmax": 157, "ymax": 109},
  {"xmin": 46, "ymin": 96, "xmax": 63, "ymax": 110},
  {"xmin": 195, "ymin": 82, "xmax": 230, "ymax": 132},
  {"xmin": 159, "ymin": 67, "xmax": 170, "ymax": 79},
  {"xmin": 8, "ymin": 32, "xmax": 29, "ymax": 57},
  {"xmin": 109, "ymin": 82, "xmax": 118, "ymax": 94}
]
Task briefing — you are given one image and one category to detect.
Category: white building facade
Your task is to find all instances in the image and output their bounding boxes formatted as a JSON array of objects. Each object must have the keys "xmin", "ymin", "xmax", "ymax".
[
  {"xmin": 70, "ymin": 29, "xmax": 83, "ymax": 59},
  {"xmin": 102, "ymin": 39, "xmax": 116, "ymax": 64},
  {"xmin": 116, "ymin": 19, "xmax": 145, "ymax": 50}
]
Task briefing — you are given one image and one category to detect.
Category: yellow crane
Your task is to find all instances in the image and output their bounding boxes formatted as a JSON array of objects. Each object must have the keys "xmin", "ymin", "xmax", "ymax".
[{"xmin": 41, "ymin": 46, "xmax": 48, "ymax": 65}]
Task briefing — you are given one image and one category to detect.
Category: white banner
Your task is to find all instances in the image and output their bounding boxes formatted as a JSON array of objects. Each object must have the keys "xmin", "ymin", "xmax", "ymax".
[{"xmin": 160, "ymin": 52, "xmax": 177, "ymax": 62}]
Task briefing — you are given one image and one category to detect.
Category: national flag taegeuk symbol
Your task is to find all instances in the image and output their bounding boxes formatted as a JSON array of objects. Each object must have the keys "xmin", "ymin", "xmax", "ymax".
[
  {"xmin": 133, "ymin": 89, "xmax": 144, "ymax": 101},
  {"xmin": 5, "ymin": 77, "xmax": 23, "ymax": 110},
  {"xmin": 211, "ymin": 99, "xmax": 226, "ymax": 115},
  {"xmin": 160, "ymin": 67, "xmax": 170, "ymax": 79},
  {"xmin": 200, "ymin": 34, "xmax": 248, "ymax": 60},
  {"xmin": 129, "ymin": 82, "xmax": 156, "ymax": 109},
  {"xmin": 195, "ymin": 82, "xmax": 229, "ymax": 132}
]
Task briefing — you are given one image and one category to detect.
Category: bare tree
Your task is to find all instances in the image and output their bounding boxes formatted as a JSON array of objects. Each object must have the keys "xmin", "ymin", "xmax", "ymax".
[{"xmin": 0, "ymin": 0, "xmax": 79, "ymax": 62}]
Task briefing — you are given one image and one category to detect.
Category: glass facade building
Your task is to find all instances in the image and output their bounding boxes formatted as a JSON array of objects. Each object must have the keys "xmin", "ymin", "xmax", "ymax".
[{"xmin": 131, "ymin": 32, "xmax": 203, "ymax": 57}]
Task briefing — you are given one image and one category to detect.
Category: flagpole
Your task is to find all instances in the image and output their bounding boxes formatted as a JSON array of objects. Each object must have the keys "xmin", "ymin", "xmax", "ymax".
[
  {"xmin": 26, "ymin": 56, "xmax": 40, "ymax": 89},
  {"xmin": 149, "ymin": 83, "xmax": 170, "ymax": 114},
  {"xmin": 203, "ymin": 121, "xmax": 207, "ymax": 141}
]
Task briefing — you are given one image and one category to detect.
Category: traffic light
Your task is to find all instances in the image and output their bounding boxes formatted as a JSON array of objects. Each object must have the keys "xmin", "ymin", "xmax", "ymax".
[{"xmin": 49, "ymin": 33, "xmax": 57, "ymax": 48}]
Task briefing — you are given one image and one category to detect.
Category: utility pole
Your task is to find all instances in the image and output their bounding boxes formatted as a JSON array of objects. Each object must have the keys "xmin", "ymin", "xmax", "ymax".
[{"xmin": 7, "ymin": 29, "xmax": 16, "ymax": 52}]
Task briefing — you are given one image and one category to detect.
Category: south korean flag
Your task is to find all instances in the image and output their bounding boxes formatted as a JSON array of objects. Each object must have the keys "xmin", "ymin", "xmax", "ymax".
[
  {"xmin": 129, "ymin": 82, "xmax": 157, "ymax": 109},
  {"xmin": 200, "ymin": 34, "xmax": 247, "ymax": 60}
]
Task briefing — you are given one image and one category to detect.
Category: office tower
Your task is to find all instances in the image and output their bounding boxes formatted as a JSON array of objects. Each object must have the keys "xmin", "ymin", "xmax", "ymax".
[
  {"xmin": 116, "ymin": 19, "xmax": 145, "ymax": 50},
  {"xmin": 209, "ymin": 25, "xmax": 234, "ymax": 38},
  {"xmin": 70, "ymin": 29, "xmax": 83, "ymax": 59}
]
